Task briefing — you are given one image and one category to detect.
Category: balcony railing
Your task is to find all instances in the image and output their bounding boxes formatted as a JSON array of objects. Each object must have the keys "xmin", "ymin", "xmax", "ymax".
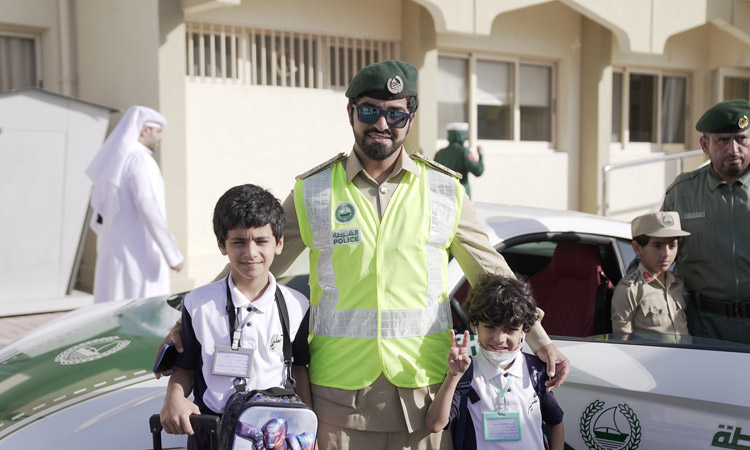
[{"xmin": 185, "ymin": 22, "xmax": 399, "ymax": 89}]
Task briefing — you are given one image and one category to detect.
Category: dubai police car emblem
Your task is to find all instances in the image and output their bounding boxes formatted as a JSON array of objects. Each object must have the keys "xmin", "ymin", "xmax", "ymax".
[
  {"xmin": 579, "ymin": 400, "xmax": 642, "ymax": 450},
  {"xmin": 662, "ymin": 214, "xmax": 674, "ymax": 227},
  {"xmin": 54, "ymin": 336, "xmax": 131, "ymax": 365},
  {"xmin": 387, "ymin": 75, "xmax": 404, "ymax": 94},
  {"xmin": 739, "ymin": 115, "xmax": 749, "ymax": 129},
  {"xmin": 335, "ymin": 202, "xmax": 356, "ymax": 224}
]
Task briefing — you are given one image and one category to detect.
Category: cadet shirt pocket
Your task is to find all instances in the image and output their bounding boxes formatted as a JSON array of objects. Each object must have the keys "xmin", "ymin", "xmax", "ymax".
[
  {"xmin": 638, "ymin": 297, "xmax": 664, "ymax": 326},
  {"xmin": 680, "ymin": 217, "xmax": 714, "ymax": 264}
]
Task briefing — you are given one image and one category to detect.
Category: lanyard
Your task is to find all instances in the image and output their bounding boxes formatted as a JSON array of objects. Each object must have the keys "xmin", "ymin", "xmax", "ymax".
[
  {"xmin": 225, "ymin": 276, "xmax": 256, "ymax": 350},
  {"xmin": 490, "ymin": 375, "xmax": 515, "ymax": 414}
]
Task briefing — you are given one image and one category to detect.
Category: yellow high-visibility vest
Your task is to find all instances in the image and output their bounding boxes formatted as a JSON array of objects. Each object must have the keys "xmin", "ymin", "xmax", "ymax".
[{"xmin": 294, "ymin": 157, "xmax": 463, "ymax": 389}]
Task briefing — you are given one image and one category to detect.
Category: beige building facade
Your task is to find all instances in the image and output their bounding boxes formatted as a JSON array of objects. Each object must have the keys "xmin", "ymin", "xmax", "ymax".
[{"xmin": 3, "ymin": 0, "xmax": 750, "ymax": 296}]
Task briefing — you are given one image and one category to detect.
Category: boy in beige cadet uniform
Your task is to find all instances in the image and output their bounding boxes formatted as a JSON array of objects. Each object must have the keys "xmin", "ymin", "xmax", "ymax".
[{"xmin": 611, "ymin": 212, "xmax": 691, "ymax": 340}]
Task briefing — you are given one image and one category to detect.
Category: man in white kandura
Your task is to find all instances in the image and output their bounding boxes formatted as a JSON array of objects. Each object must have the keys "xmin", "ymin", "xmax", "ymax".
[{"xmin": 86, "ymin": 105, "xmax": 183, "ymax": 303}]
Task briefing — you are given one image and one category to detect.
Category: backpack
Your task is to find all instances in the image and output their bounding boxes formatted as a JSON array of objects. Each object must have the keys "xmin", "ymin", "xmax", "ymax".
[{"xmin": 218, "ymin": 287, "xmax": 318, "ymax": 450}]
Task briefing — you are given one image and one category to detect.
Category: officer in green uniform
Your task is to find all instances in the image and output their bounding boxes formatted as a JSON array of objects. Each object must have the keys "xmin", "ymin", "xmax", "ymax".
[
  {"xmin": 434, "ymin": 122, "xmax": 484, "ymax": 198},
  {"xmin": 663, "ymin": 99, "xmax": 750, "ymax": 344}
]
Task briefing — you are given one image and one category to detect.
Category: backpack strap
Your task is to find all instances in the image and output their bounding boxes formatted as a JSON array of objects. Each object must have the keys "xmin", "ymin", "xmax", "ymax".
[
  {"xmin": 453, "ymin": 362, "xmax": 473, "ymax": 450},
  {"xmin": 523, "ymin": 353, "xmax": 549, "ymax": 397},
  {"xmin": 274, "ymin": 286, "xmax": 294, "ymax": 389}
]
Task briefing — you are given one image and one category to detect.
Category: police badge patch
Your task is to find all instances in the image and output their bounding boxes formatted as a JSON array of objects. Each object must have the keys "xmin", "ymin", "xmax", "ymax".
[
  {"xmin": 335, "ymin": 202, "xmax": 356, "ymax": 224},
  {"xmin": 387, "ymin": 75, "xmax": 404, "ymax": 94}
]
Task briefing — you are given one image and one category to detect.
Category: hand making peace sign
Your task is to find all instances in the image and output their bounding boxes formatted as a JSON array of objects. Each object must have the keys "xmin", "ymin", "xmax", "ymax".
[{"xmin": 447, "ymin": 329, "xmax": 472, "ymax": 376}]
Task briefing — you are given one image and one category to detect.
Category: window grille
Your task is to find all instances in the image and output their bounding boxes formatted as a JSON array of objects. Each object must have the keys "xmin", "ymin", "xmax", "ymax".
[{"xmin": 186, "ymin": 22, "xmax": 399, "ymax": 89}]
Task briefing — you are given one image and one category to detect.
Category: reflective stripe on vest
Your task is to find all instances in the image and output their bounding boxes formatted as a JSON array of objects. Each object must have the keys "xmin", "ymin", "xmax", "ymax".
[{"xmin": 301, "ymin": 162, "xmax": 457, "ymax": 339}]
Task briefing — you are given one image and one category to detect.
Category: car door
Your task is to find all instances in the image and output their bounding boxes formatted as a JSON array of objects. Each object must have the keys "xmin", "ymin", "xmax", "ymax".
[{"xmin": 448, "ymin": 232, "xmax": 750, "ymax": 450}]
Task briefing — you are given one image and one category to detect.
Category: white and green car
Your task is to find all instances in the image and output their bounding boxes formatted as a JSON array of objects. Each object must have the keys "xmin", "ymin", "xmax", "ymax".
[{"xmin": 1, "ymin": 203, "xmax": 748, "ymax": 449}]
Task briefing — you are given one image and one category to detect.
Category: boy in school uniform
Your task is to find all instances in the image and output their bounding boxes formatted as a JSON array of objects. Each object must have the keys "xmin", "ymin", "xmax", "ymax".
[
  {"xmin": 426, "ymin": 274, "xmax": 564, "ymax": 450},
  {"xmin": 611, "ymin": 211, "xmax": 691, "ymax": 339},
  {"xmin": 160, "ymin": 184, "xmax": 310, "ymax": 450}
]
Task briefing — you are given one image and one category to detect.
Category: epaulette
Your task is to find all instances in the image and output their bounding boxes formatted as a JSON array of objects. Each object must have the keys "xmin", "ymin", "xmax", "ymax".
[
  {"xmin": 410, "ymin": 152, "xmax": 462, "ymax": 180},
  {"xmin": 625, "ymin": 271, "xmax": 640, "ymax": 284},
  {"xmin": 295, "ymin": 152, "xmax": 348, "ymax": 180},
  {"xmin": 665, "ymin": 167, "xmax": 704, "ymax": 193}
]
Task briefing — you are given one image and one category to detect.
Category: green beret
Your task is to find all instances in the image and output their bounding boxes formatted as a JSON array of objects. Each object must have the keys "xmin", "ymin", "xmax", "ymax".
[
  {"xmin": 345, "ymin": 60, "xmax": 418, "ymax": 100},
  {"xmin": 696, "ymin": 99, "xmax": 750, "ymax": 133}
]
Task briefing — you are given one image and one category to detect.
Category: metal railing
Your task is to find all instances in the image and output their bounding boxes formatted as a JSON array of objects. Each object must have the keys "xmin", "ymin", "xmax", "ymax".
[{"xmin": 600, "ymin": 149, "xmax": 704, "ymax": 216}]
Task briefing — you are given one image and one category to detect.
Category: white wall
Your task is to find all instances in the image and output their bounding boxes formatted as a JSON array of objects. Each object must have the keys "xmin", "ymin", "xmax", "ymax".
[
  {"xmin": 0, "ymin": 91, "xmax": 110, "ymax": 314},
  {"xmin": 184, "ymin": 82, "xmax": 353, "ymax": 284},
  {"xmin": 185, "ymin": 0, "xmax": 402, "ymax": 39}
]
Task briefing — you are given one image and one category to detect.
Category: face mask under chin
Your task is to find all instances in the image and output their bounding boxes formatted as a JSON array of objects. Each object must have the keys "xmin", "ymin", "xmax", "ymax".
[{"xmin": 478, "ymin": 334, "xmax": 525, "ymax": 367}]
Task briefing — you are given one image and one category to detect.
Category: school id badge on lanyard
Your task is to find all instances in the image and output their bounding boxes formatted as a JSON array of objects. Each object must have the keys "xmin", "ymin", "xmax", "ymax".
[
  {"xmin": 212, "ymin": 276, "xmax": 255, "ymax": 383},
  {"xmin": 483, "ymin": 376, "xmax": 522, "ymax": 441}
]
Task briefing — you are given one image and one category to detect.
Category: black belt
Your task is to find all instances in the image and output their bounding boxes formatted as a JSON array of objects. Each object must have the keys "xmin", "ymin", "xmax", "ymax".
[{"xmin": 692, "ymin": 292, "xmax": 750, "ymax": 318}]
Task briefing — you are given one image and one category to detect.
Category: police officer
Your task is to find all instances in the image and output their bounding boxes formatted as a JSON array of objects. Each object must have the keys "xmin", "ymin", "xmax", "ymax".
[
  {"xmin": 434, "ymin": 122, "xmax": 484, "ymax": 198},
  {"xmin": 663, "ymin": 99, "xmax": 750, "ymax": 344},
  {"xmin": 273, "ymin": 61, "xmax": 569, "ymax": 450},
  {"xmin": 157, "ymin": 60, "xmax": 570, "ymax": 450}
]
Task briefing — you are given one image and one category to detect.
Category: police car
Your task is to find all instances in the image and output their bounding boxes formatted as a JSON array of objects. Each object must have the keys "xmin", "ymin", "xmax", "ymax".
[{"xmin": 0, "ymin": 203, "xmax": 748, "ymax": 450}]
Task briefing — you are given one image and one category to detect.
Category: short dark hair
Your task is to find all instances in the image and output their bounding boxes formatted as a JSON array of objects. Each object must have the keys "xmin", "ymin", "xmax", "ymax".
[
  {"xmin": 213, "ymin": 184, "xmax": 285, "ymax": 245},
  {"xmin": 463, "ymin": 274, "xmax": 538, "ymax": 332},
  {"xmin": 348, "ymin": 95, "xmax": 419, "ymax": 114}
]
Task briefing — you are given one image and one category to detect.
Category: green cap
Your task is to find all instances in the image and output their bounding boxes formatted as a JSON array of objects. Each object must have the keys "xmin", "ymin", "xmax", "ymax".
[
  {"xmin": 345, "ymin": 60, "xmax": 418, "ymax": 100},
  {"xmin": 446, "ymin": 122, "xmax": 469, "ymax": 143},
  {"xmin": 695, "ymin": 99, "xmax": 750, "ymax": 133}
]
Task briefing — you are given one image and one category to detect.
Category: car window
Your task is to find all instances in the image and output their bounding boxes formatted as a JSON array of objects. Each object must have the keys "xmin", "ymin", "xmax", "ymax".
[
  {"xmin": 450, "ymin": 234, "xmax": 750, "ymax": 354},
  {"xmin": 451, "ymin": 233, "xmax": 626, "ymax": 337},
  {"xmin": 616, "ymin": 238, "xmax": 637, "ymax": 273}
]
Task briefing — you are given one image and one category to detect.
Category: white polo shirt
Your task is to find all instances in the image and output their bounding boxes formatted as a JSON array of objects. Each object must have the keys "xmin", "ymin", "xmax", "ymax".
[
  {"xmin": 468, "ymin": 351, "xmax": 545, "ymax": 449},
  {"xmin": 180, "ymin": 273, "xmax": 308, "ymax": 414}
]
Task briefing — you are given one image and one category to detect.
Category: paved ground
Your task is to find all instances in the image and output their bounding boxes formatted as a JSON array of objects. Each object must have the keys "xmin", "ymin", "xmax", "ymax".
[{"xmin": 0, "ymin": 311, "xmax": 69, "ymax": 347}]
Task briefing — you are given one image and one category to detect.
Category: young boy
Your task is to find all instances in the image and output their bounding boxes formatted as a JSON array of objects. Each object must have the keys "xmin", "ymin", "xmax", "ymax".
[
  {"xmin": 160, "ymin": 184, "xmax": 310, "ymax": 450},
  {"xmin": 611, "ymin": 211, "xmax": 690, "ymax": 338},
  {"xmin": 426, "ymin": 274, "xmax": 564, "ymax": 450}
]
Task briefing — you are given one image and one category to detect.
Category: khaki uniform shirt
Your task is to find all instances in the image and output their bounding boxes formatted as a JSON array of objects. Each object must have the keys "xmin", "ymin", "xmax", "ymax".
[
  {"xmin": 270, "ymin": 148, "xmax": 551, "ymax": 432},
  {"xmin": 611, "ymin": 263, "xmax": 689, "ymax": 337}
]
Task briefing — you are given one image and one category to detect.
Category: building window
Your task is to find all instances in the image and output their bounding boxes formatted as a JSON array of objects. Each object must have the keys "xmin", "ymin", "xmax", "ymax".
[
  {"xmin": 612, "ymin": 72, "xmax": 623, "ymax": 142},
  {"xmin": 661, "ymin": 76, "xmax": 686, "ymax": 144},
  {"xmin": 186, "ymin": 22, "xmax": 398, "ymax": 89},
  {"xmin": 612, "ymin": 70, "xmax": 687, "ymax": 145},
  {"xmin": 437, "ymin": 57, "xmax": 468, "ymax": 139},
  {"xmin": 0, "ymin": 32, "xmax": 40, "ymax": 91},
  {"xmin": 519, "ymin": 64, "xmax": 552, "ymax": 141},
  {"xmin": 476, "ymin": 60, "xmax": 513, "ymax": 140},
  {"xmin": 723, "ymin": 76, "xmax": 749, "ymax": 100},
  {"xmin": 438, "ymin": 55, "xmax": 555, "ymax": 143},
  {"xmin": 629, "ymin": 74, "xmax": 656, "ymax": 142}
]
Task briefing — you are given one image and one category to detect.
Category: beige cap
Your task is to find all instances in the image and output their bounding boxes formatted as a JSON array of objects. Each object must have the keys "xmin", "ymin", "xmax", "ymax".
[{"xmin": 631, "ymin": 212, "xmax": 690, "ymax": 238}]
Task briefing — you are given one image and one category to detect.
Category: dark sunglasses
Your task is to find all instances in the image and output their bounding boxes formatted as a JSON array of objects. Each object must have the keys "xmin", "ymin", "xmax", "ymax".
[{"xmin": 356, "ymin": 105, "xmax": 413, "ymax": 128}]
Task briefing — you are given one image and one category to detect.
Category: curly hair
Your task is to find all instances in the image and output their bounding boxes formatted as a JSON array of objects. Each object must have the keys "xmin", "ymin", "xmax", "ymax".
[
  {"xmin": 463, "ymin": 274, "xmax": 538, "ymax": 332},
  {"xmin": 213, "ymin": 184, "xmax": 285, "ymax": 245}
]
